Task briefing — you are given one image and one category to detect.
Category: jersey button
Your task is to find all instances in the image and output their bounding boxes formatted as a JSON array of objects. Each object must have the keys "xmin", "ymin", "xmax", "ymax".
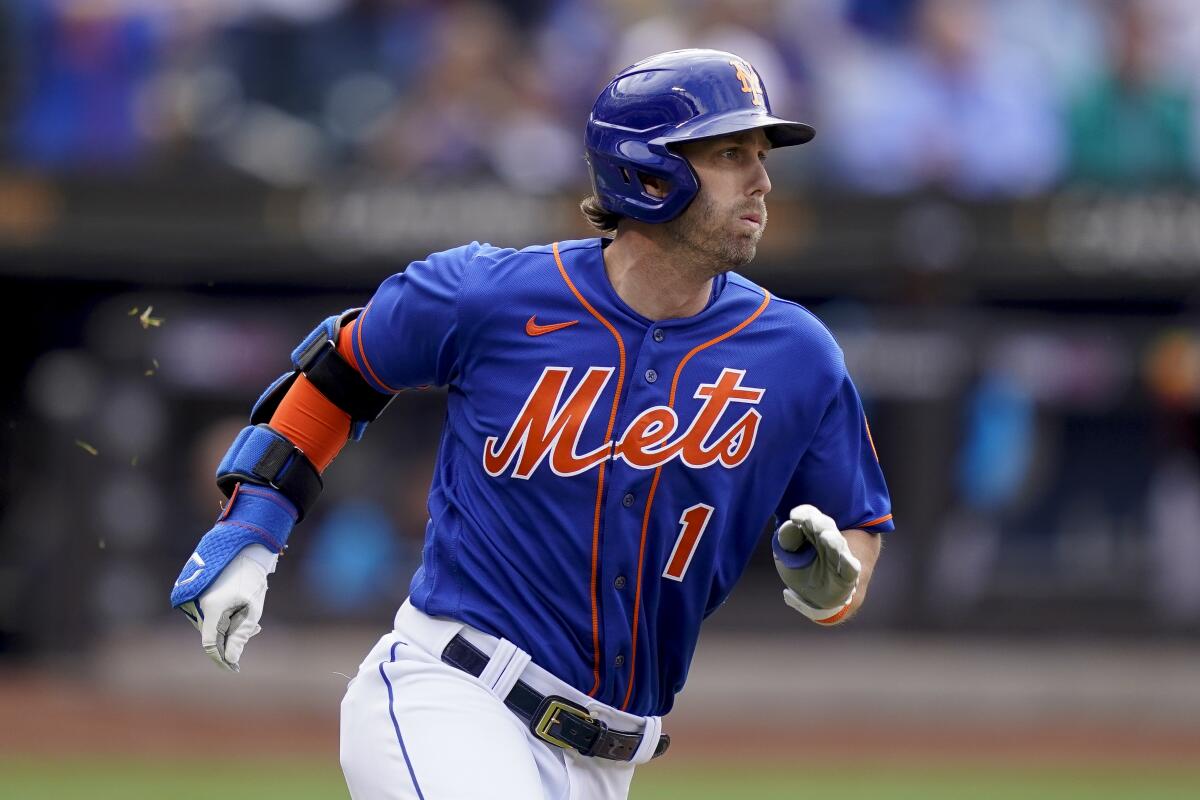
[
  {"xmin": 645, "ymin": 369, "xmax": 658, "ymax": 383},
  {"xmin": 653, "ymin": 329, "xmax": 665, "ymax": 343},
  {"xmin": 622, "ymin": 493, "xmax": 635, "ymax": 507},
  {"xmin": 614, "ymin": 575, "xmax": 626, "ymax": 589},
  {"xmin": 614, "ymin": 654, "xmax": 625, "ymax": 667}
]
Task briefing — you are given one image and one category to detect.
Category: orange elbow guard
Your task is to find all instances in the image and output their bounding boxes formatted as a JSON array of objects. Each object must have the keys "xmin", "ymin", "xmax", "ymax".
[
  {"xmin": 250, "ymin": 309, "xmax": 394, "ymax": 474},
  {"xmin": 269, "ymin": 374, "xmax": 351, "ymax": 472}
]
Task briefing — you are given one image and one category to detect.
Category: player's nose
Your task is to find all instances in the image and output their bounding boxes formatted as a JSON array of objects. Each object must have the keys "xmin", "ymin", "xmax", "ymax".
[{"xmin": 748, "ymin": 158, "xmax": 772, "ymax": 197}]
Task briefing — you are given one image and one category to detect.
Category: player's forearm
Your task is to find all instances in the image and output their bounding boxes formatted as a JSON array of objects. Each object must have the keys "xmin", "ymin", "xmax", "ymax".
[
  {"xmin": 841, "ymin": 528, "xmax": 881, "ymax": 618},
  {"xmin": 171, "ymin": 311, "xmax": 391, "ymax": 668},
  {"xmin": 206, "ymin": 309, "xmax": 389, "ymax": 526}
]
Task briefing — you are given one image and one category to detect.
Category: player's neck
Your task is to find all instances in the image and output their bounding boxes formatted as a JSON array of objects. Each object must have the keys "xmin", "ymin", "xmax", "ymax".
[{"xmin": 601, "ymin": 231, "xmax": 716, "ymax": 321}]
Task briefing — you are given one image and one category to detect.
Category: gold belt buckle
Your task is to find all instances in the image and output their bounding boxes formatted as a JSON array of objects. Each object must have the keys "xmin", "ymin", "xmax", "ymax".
[{"xmin": 533, "ymin": 697, "xmax": 593, "ymax": 749}]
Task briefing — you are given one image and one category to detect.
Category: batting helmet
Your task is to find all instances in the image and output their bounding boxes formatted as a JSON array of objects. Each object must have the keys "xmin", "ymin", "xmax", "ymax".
[{"xmin": 584, "ymin": 49, "xmax": 815, "ymax": 224}]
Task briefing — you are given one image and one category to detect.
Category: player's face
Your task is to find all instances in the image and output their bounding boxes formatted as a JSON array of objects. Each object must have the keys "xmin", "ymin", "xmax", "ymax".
[{"xmin": 668, "ymin": 130, "xmax": 773, "ymax": 272}]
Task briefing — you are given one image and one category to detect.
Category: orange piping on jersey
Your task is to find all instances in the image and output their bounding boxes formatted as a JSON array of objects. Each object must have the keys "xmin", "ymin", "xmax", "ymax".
[
  {"xmin": 621, "ymin": 466, "xmax": 665, "ymax": 711},
  {"xmin": 268, "ymin": 373, "xmax": 351, "ymax": 472},
  {"xmin": 864, "ymin": 414, "xmax": 880, "ymax": 462},
  {"xmin": 856, "ymin": 513, "xmax": 893, "ymax": 529},
  {"xmin": 552, "ymin": 241, "xmax": 627, "ymax": 697},
  {"xmin": 667, "ymin": 291, "xmax": 771, "ymax": 406},
  {"xmin": 353, "ymin": 302, "xmax": 403, "ymax": 394},
  {"xmin": 621, "ymin": 288, "xmax": 772, "ymax": 711}
]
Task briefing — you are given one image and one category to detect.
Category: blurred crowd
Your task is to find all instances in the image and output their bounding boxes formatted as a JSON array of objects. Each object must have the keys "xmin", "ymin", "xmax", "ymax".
[{"xmin": 4, "ymin": 0, "xmax": 1200, "ymax": 195}]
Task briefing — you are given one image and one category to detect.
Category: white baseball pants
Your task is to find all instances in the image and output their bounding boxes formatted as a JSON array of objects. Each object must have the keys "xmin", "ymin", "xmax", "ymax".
[{"xmin": 340, "ymin": 599, "xmax": 663, "ymax": 799}]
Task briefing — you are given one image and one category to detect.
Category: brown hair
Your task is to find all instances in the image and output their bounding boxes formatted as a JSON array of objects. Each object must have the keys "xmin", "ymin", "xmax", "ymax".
[{"xmin": 579, "ymin": 194, "xmax": 622, "ymax": 235}]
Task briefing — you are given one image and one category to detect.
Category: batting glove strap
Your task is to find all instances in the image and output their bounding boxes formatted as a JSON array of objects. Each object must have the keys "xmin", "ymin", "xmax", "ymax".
[
  {"xmin": 216, "ymin": 424, "xmax": 323, "ymax": 520},
  {"xmin": 169, "ymin": 484, "xmax": 296, "ymax": 609},
  {"xmin": 782, "ymin": 586, "xmax": 857, "ymax": 625}
]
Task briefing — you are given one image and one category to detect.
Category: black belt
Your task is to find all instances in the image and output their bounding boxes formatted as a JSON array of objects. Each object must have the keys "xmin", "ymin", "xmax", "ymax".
[{"xmin": 441, "ymin": 634, "xmax": 670, "ymax": 761}]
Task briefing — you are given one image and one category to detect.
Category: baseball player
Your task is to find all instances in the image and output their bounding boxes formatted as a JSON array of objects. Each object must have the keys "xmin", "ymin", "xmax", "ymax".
[{"xmin": 171, "ymin": 49, "xmax": 893, "ymax": 799}]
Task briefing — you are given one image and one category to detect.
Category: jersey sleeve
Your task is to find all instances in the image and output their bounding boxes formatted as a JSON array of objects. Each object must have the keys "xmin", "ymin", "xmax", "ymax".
[
  {"xmin": 777, "ymin": 371, "xmax": 895, "ymax": 533},
  {"xmin": 347, "ymin": 243, "xmax": 483, "ymax": 392}
]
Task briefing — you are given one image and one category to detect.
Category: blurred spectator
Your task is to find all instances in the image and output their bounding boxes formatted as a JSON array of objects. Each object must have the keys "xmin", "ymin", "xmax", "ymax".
[
  {"xmin": 816, "ymin": 0, "xmax": 1062, "ymax": 196},
  {"xmin": 8, "ymin": 0, "xmax": 168, "ymax": 169},
  {"xmin": 301, "ymin": 500, "xmax": 409, "ymax": 614},
  {"xmin": 927, "ymin": 372, "xmax": 1034, "ymax": 616},
  {"xmin": 533, "ymin": 0, "xmax": 621, "ymax": 122},
  {"xmin": 612, "ymin": 0, "xmax": 798, "ymax": 116},
  {"xmin": 1147, "ymin": 447, "xmax": 1200, "ymax": 622},
  {"xmin": 956, "ymin": 374, "xmax": 1036, "ymax": 512},
  {"xmin": 482, "ymin": 52, "xmax": 587, "ymax": 193},
  {"xmin": 364, "ymin": 1, "xmax": 521, "ymax": 180},
  {"xmin": 989, "ymin": 0, "xmax": 1105, "ymax": 101},
  {"xmin": 1144, "ymin": 327, "xmax": 1200, "ymax": 621},
  {"xmin": 197, "ymin": 0, "xmax": 443, "ymax": 183},
  {"xmin": 219, "ymin": 1, "xmax": 437, "ymax": 151},
  {"xmin": 609, "ymin": 0, "xmax": 812, "ymax": 180},
  {"xmin": 842, "ymin": 0, "xmax": 922, "ymax": 43},
  {"xmin": 0, "ymin": 2, "xmax": 17, "ymax": 146},
  {"xmin": 1065, "ymin": 0, "xmax": 1196, "ymax": 186}
]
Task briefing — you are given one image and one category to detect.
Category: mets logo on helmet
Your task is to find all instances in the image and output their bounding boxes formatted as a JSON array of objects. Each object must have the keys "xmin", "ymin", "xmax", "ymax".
[
  {"xmin": 483, "ymin": 366, "xmax": 765, "ymax": 479},
  {"xmin": 728, "ymin": 57, "xmax": 764, "ymax": 107}
]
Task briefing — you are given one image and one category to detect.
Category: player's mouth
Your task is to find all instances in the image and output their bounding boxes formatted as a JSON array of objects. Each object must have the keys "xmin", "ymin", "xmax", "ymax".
[{"xmin": 739, "ymin": 212, "xmax": 762, "ymax": 228}]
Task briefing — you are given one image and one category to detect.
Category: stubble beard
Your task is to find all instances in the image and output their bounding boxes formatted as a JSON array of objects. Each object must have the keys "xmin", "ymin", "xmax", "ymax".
[{"xmin": 664, "ymin": 190, "xmax": 767, "ymax": 277}]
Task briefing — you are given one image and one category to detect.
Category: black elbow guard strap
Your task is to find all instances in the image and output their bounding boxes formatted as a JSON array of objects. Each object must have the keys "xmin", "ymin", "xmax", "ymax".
[
  {"xmin": 251, "ymin": 308, "xmax": 395, "ymax": 441},
  {"xmin": 225, "ymin": 309, "xmax": 391, "ymax": 520},
  {"xmin": 216, "ymin": 424, "xmax": 323, "ymax": 521}
]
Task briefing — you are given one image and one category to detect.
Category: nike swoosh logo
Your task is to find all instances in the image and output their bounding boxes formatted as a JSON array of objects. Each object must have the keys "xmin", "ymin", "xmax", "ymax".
[
  {"xmin": 526, "ymin": 316, "xmax": 579, "ymax": 336},
  {"xmin": 174, "ymin": 552, "xmax": 207, "ymax": 588}
]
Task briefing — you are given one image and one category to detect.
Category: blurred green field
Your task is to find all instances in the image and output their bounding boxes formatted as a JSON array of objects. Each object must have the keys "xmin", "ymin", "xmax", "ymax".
[{"xmin": 2, "ymin": 758, "xmax": 1197, "ymax": 800}]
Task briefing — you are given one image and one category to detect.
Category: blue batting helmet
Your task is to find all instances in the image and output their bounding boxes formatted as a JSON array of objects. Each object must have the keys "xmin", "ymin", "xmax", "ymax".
[{"xmin": 585, "ymin": 49, "xmax": 814, "ymax": 224}]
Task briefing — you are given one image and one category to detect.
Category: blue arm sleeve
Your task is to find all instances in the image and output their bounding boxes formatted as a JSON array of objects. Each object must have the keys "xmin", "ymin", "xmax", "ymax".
[
  {"xmin": 348, "ymin": 243, "xmax": 484, "ymax": 392},
  {"xmin": 777, "ymin": 372, "xmax": 895, "ymax": 533}
]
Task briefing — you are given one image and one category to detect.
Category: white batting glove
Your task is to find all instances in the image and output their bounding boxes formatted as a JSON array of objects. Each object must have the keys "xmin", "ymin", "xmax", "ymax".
[
  {"xmin": 773, "ymin": 505, "xmax": 861, "ymax": 624},
  {"xmin": 178, "ymin": 544, "xmax": 277, "ymax": 672}
]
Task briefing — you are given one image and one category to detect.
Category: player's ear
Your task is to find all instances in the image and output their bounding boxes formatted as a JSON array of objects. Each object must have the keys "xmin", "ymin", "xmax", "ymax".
[{"xmin": 639, "ymin": 172, "xmax": 669, "ymax": 199}]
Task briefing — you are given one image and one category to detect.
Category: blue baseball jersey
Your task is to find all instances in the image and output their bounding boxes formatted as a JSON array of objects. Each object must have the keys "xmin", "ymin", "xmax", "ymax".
[{"xmin": 346, "ymin": 237, "xmax": 893, "ymax": 717}]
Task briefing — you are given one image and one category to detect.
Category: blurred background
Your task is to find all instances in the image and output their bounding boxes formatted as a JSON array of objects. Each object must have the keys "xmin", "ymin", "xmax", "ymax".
[{"xmin": 2, "ymin": 0, "xmax": 1199, "ymax": 797}]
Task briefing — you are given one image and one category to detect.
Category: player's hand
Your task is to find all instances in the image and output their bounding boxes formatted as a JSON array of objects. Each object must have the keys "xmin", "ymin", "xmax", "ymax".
[
  {"xmin": 772, "ymin": 505, "xmax": 861, "ymax": 622},
  {"xmin": 178, "ymin": 544, "xmax": 277, "ymax": 672}
]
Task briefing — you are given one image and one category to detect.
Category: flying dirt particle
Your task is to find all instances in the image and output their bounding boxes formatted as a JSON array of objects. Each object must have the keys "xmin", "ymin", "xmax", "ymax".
[{"xmin": 138, "ymin": 306, "xmax": 163, "ymax": 329}]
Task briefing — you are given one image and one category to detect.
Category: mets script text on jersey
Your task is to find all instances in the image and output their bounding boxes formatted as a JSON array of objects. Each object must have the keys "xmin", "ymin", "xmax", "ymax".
[{"xmin": 483, "ymin": 366, "xmax": 764, "ymax": 479}]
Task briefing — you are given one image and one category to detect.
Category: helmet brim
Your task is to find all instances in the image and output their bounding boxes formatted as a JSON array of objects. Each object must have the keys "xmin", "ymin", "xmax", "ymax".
[{"xmin": 658, "ymin": 110, "xmax": 815, "ymax": 149}]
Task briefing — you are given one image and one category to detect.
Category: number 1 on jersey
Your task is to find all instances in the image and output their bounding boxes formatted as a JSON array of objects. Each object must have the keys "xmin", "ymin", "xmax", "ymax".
[{"xmin": 663, "ymin": 503, "xmax": 715, "ymax": 582}]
